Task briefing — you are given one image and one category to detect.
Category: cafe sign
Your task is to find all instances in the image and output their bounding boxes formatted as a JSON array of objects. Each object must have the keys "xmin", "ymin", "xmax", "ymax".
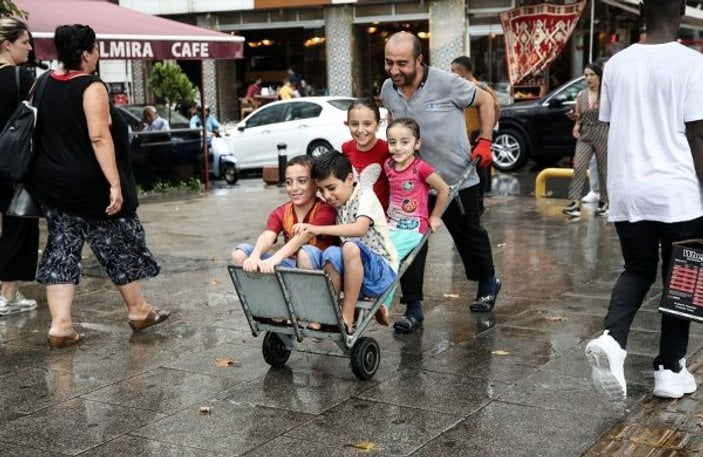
[{"xmin": 96, "ymin": 39, "xmax": 242, "ymax": 60}]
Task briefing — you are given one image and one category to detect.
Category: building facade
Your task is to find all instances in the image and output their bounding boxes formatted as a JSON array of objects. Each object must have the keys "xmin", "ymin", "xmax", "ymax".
[{"xmin": 118, "ymin": 0, "xmax": 702, "ymax": 122}]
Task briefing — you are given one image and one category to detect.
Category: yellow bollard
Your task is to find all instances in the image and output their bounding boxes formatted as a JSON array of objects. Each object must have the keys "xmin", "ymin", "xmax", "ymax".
[{"xmin": 535, "ymin": 168, "xmax": 574, "ymax": 198}]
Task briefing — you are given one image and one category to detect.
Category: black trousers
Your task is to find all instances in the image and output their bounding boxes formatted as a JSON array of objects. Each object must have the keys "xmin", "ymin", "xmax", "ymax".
[
  {"xmin": 0, "ymin": 184, "xmax": 39, "ymax": 281},
  {"xmin": 399, "ymin": 183, "xmax": 496, "ymax": 304},
  {"xmin": 604, "ymin": 217, "xmax": 703, "ymax": 371}
]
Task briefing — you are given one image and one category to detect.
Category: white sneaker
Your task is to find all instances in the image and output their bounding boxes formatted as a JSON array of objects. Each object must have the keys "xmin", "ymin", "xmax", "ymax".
[
  {"xmin": 653, "ymin": 358, "xmax": 697, "ymax": 399},
  {"xmin": 581, "ymin": 190, "xmax": 600, "ymax": 203},
  {"xmin": 585, "ymin": 330, "xmax": 627, "ymax": 399},
  {"xmin": 0, "ymin": 292, "xmax": 37, "ymax": 316}
]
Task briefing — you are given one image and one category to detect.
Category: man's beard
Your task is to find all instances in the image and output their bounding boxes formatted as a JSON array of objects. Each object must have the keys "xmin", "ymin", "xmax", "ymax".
[{"xmin": 391, "ymin": 68, "xmax": 416, "ymax": 87}]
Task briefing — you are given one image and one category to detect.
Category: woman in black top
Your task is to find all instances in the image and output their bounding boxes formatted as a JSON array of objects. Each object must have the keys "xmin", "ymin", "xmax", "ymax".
[
  {"xmin": 27, "ymin": 24, "xmax": 169, "ymax": 348},
  {"xmin": 0, "ymin": 17, "xmax": 39, "ymax": 316}
]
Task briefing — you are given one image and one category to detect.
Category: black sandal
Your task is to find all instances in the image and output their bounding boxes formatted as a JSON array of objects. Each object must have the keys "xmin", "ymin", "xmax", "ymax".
[{"xmin": 393, "ymin": 315, "xmax": 423, "ymax": 333}]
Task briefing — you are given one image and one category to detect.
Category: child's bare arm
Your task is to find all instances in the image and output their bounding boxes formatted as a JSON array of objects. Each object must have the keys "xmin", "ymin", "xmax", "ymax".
[
  {"xmin": 260, "ymin": 232, "xmax": 311, "ymax": 272},
  {"xmin": 426, "ymin": 173, "xmax": 450, "ymax": 232},
  {"xmin": 295, "ymin": 216, "xmax": 372, "ymax": 238},
  {"xmin": 242, "ymin": 230, "xmax": 277, "ymax": 272}
]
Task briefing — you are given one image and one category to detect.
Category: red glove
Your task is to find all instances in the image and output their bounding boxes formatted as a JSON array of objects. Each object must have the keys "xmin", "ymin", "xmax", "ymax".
[{"xmin": 471, "ymin": 138, "xmax": 493, "ymax": 168}]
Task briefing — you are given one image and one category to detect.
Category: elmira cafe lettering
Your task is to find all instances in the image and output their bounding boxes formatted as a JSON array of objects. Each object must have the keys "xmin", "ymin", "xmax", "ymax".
[{"xmin": 98, "ymin": 40, "xmax": 210, "ymax": 58}]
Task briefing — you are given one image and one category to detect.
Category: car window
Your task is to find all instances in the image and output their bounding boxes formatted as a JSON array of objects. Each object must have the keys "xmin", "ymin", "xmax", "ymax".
[
  {"xmin": 121, "ymin": 105, "xmax": 191, "ymax": 128},
  {"xmin": 246, "ymin": 104, "xmax": 287, "ymax": 127},
  {"xmin": 326, "ymin": 99, "xmax": 355, "ymax": 111},
  {"xmin": 547, "ymin": 78, "xmax": 587, "ymax": 105},
  {"xmin": 287, "ymin": 102, "xmax": 322, "ymax": 121}
]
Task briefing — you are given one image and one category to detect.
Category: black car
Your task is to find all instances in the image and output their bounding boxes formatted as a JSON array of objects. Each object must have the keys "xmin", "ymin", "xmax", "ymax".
[
  {"xmin": 492, "ymin": 76, "xmax": 586, "ymax": 171},
  {"xmin": 115, "ymin": 105, "xmax": 203, "ymax": 186}
]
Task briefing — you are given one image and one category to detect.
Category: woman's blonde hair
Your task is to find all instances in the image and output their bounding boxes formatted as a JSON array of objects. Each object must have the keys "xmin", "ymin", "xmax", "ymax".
[{"xmin": 0, "ymin": 17, "xmax": 28, "ymax": 44}]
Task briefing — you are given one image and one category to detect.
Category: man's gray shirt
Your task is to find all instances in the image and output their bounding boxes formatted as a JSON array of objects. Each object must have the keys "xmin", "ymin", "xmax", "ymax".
[{"xmin": 380, "ymin": 65, "xmax": 478, "ymax": 188}]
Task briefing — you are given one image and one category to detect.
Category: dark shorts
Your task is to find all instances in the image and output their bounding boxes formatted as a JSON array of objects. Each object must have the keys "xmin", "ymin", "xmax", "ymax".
[{"xmin": 37, "ymin": 205, "xmax": 160, "ymax": 286}]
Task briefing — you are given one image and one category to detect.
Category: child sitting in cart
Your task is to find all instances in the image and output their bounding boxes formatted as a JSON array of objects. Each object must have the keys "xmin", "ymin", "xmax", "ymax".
[
  {"xmin": 231, "ymin": 155, "xmax": 336, "ymax": 273},
  {"xmin": 293, "ymin": 151, "xmax": 399, "ymax": 334}
]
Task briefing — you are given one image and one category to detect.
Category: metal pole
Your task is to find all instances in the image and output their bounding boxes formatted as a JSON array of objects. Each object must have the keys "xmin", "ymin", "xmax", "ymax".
[
  {"xmin": 277, "ymin": 143, "xmax": 287, "ymax": 188},
  {"xmin": 589, "ymin": 0, "xmax": 595, "ymax": 63}
]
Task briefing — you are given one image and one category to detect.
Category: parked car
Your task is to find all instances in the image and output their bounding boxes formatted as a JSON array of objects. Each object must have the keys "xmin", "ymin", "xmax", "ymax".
[
  {"xmin": 115, "ymin": 104, "xmax": 203, "ymax": 186},
  {"xmin": 491, "ymin": 76, "xmax": 586, "ymax": 171},
  {"xmin": 225, "ymin": 97, "xmax": 387, "ymax": 171}
]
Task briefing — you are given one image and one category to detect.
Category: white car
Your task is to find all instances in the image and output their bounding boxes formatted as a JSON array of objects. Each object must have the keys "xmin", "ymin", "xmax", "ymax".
[{"xmin": 225, "ymin": 96, "xmax": 386, "ymax": 171}]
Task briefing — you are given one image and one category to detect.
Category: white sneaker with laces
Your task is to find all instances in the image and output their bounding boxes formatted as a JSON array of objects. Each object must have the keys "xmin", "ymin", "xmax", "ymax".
[
  {"xmin": 585, "ymin": 330, "xmax": 627, "ymax": 399},
  {"xmin": 653, "ymin": 358, "xmax": 697, "ymax": 399},
  {"xmin": 581, "ymin": 190, "xmax": 600, "ymax": 203},
  {"xmin": 0, "ymin": 292, "xmax": 37, "ymax": 316}
]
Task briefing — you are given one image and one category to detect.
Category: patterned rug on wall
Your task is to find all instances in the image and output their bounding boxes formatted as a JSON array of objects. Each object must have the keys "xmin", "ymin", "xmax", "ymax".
[{"xmin": 500, "ymin": 1, "xmax": 587, "ymax": 86}]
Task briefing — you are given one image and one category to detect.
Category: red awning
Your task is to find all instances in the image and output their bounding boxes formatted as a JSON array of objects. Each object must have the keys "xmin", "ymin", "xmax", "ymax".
[{"xmin": 16, "ymin": 0, "xmax": 244, "ymax": 60}]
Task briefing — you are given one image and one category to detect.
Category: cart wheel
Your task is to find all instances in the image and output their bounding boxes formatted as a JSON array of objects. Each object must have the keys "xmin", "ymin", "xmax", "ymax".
[
  {"xmin": 262, "ymin": 332, "xmax": 291, "ymax": 367},
  {"xmin": 350, "ymin": 337, "xmax": 380, "ymax": 380}
]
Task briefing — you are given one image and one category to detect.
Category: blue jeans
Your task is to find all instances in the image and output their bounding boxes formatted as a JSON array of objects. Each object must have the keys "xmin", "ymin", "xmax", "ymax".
[
  {"xmin": 604, "ymin": 216, "xmax": 703, "ymax": 371},
  {"xmin": 234, "ymin": 243, "xmax": 323, "ymax": 269},
  {"xmin": 322, "ymin": 241, "xmax": 396, "ymax": 298}
]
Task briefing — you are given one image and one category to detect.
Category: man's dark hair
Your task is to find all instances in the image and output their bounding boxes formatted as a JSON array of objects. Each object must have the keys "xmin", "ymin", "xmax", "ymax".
[
  {"xmin": 312, "ymin": 151, "xmax": 351, "ymax": 181},
  {"xmin": 451, "ymin": 56, "xmax": 473, "ymax": 71},
  {"xmin": 641, "ymin": 0, "xmax": 685, "ymax": 22}
]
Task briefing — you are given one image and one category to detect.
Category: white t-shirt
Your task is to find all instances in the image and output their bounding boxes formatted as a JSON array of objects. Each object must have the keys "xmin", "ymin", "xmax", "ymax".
[{"xmin": 599, "ymin": 42, "xmax": 703, "ymax": 223}]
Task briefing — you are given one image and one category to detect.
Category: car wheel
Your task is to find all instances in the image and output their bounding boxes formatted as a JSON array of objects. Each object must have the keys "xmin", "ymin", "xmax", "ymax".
[
  {"xmin": 222, "ymin": 164, "xmax": 239, "ymax": 185},
  {"xmin": 307, "ymin": 140, "xmax": 333, "ymax": 159},
  {"xmin": 492, "ymin": 128, "xmax": 529, "ymax": 172}
]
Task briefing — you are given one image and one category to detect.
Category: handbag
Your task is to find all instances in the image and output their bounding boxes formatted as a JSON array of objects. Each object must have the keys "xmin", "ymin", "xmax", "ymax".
[
  {"xmin": 6, "ymin": 184, "xmax": 40, "ymax": 218},
  {"xmin": 0, "ymin": 69, "xmax": 48, "ymax": 184}
]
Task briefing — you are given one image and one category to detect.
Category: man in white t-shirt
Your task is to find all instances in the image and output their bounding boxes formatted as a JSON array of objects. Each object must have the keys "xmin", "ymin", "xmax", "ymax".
[{"xmin": 585, "ymin": 0, "xmax": 703, "ymax": 401}]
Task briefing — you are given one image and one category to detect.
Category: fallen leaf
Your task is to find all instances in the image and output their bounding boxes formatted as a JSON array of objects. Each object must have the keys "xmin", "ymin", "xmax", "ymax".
[
  {"xmin": 491, "ymin": 350, "xmax": 510, "ymax": 355},
  {"xmin": 210, "ymin": 278, "xmax": 221, "ymax": 286},
  {"xmin": 497, "ymin": 243, "xmax": 506, "ymax": 248},
  {"xmin": 351, "ymin": 441, "xmax": 376, "ymax": 450},
  {"xmin": 443, "ymin": 293, "xmax": 459, "ymax": 298},
  {"xmin": 214, "ymin": 358, "xmax": 240, "ymax": 367},
  {"xmin": 211, "ymin": 255, "xmax": 220, "ymax": 262}
]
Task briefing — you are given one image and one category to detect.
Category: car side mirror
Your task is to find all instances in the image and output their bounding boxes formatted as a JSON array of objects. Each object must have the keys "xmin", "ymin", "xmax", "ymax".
[
  {"xmin": 548, "ymin": 98, "xmax": 565, "ymax": 108},
  {"xmin": 237, "ymin": 123, "xmax": 246, "ymax": 132}
]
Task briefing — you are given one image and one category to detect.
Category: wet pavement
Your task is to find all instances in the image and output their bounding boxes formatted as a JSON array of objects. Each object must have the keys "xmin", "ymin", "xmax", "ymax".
[{"xmin": 2, "ymin": 172, "xmax": 703, "ymax": 456}]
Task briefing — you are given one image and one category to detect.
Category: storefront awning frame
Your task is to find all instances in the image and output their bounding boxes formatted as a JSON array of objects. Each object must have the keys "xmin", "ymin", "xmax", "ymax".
[
  {"xmin": 16, "ymin": 0, "xmax": 245, "ymax": 60},
  {"xmin": 600, "ymin": 0, "xmax": 703, "ymax": 31}
]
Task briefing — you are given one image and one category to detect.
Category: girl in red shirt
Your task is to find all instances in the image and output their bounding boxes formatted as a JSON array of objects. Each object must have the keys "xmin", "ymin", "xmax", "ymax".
[{"xmin": 341, "ymin": 98, "xmax": 390, "ymax": 210}]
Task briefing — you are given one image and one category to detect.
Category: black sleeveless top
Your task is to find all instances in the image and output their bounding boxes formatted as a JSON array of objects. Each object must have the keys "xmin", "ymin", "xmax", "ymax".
[
  {"xmin": 27, "ymin": 72, "xmax": 137, "ymax": 219},
  {"xmin": 0, "ymin": 64, "xmax": 33, "ymax": 130}
]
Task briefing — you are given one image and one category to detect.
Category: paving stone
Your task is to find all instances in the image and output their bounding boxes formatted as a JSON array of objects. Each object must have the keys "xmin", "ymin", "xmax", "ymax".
[{"xmin": 0, "ymin": 398, "xmax": 165, "ymax": 455}]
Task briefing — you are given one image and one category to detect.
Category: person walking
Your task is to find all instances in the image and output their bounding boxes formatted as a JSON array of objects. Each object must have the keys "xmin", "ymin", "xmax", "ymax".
[
  {"xmin": 563, "ymin": 63, "xmax": 609, "ymax": 218},
  {"xmin": 450, "ymin": 56, "xmax": 500, "ymax": 215},
  {"xmin": 585, "ymin": 0, "xmax": 703, "ymax": 400},
  {"xmin": 26, "ymin": 24, "xmax": 168, "ymax": 349},
  {"xmin": 380, "ymin": 32, "xmax": 499, "ymax": 333},
  {"xmin": 0, "ymin": 17, "xmax": 39, "ymax": 316}
]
